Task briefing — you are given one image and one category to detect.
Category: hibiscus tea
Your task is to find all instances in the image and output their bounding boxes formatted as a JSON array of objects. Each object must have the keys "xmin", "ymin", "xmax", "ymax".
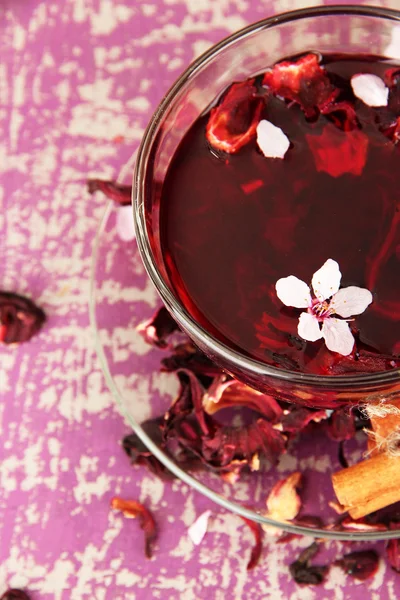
[{"xmin": 160, "ymin": 53, "xmax": 400, "ymax": 376}]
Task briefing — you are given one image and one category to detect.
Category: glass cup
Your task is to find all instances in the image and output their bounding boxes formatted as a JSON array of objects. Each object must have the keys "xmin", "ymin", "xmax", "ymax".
[{"xmin": 133, "ymin": 5, "xmax": 400, "ymax": 409}]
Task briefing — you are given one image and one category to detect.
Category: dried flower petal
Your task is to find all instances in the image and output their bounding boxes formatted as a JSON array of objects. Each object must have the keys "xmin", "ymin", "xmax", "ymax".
[
  {"xmin": 188, "ymin": 510, "xmax": 211, "ymax": 545},
  {"xmin": 351, "ymin": 74, "xmax": 389, "ymax": 107},
  {"xmin": 240, "ymin": 517, "xmax": 263, "ymax": 570},
  {"xmin": 306, "ymin": 126, "xmax": 369, "ymax": 178},
  {"xmin": 256, "ymin": 119, "xmax": 290, "ymax": 159},
  {"xmin": 289, "ymin": 542, "xmax": 329, "ymax": 585},
  {"xmin": 0, "ymin": 592, "xmax": 31, "ymax": 600},
  {"xmin": 0, "ymin": 292, "xmax": 46, "ymax": 344},
  {"xmin": 111, "ymin": 497, "xmax": 157, "ymax": 559},
  {"xmin": 137, "ymin": 307, "xmax": 179, "ymax": 349},
  {"xmin": 339, "ymin": 517, "xmax": 387, "ymax": 532},
  {"xmin": 123, "ymin": 418, "xmax": 170, "ymax": 479},
  {"xmin": 327, "ymin": 408, "xmax": 356, "ymax": 442},
  {"xmin": 263, "ymin": 53, "xmax": 338, "ymax": 118},
  {"xmin": 87, "ymin": 179, "xmax": 131, "ymax": 205},
  {"xmin": 335, "ymin": 550, "xmax": 379, "ymax": 581},
  {"xmin": 203, "ymin": 378, "xmax": 283, "ymax": 422},
  {"xmin": 266, "ymin": 472, "xmax": 302, "ymax": 522},
  {"xmin": 206, "ymin": 80, "xmax": 264, "ymax": 153},
  {"xmin": 386, "ymin": 538, "xmax": 400, "ymax": 572},
  {"xmin": 281, "ymin": 407, "xmax": 328, "ymax": 434},
  {"xmin": 116, "ymin": 205, "xmax": 135, "ymax": 241},
  {"xmin": 161, "ymin": 342, "xmax": 222, "ymax": 377}
]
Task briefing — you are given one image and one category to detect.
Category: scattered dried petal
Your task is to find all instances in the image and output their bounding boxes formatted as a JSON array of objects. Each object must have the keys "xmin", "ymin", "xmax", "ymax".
[
  {"xmin": 0, "ymin": 292, "xmax": 46, "ymax": 344},
  {"xmin": 386, "ymin": 538, "xmax": 400, "ymax": 572},
  {"xmin": 306, "ymin": 125, "xmax": 369, "ymax": 178},
  {"xmin": 123, "ymin": 418, "xmax": 170, "ymax": 479},
  {"xmin": 203, "ymin": 378, "xmax": 283, "ymax": 422},
  {"xmin": 116, "ymin": 205, "xmax": 136, "ymax": 241},
  {"xmin": 87, "ymin": 179, "xmax": 132, "ymax": 205},
  {"xmin": 351, "ymin": 73, "xmax": 389, "ymax": 107},
  {"xmin": 206, "ymin": 80, "xmax": 264, "ymax": 153},
  {"xmin": 161, "ymin": 341, "xmax": 222, "ymax": 377},
  {"xmin": 188, "ymin": 510, "xmax": 212, "ymax": 545},
  {"xmin": 137, "ymin": 307, "xmax": 180, "ymax": 349},
  {"xmin": 240, "ymin": 517, "xmax": 263, "ymax": 570},
  {"xmin": 335, "ymin": 550, "xmax": 379, "ymax": 581},
  {"xmin": 111, "ymin": 497, "xmax": 157, "ymax": 559},
  {"xmin": 256, "ymin": 119, "xmax": 290, "ymax": 159},
  {"xmin": 0, "ymin": 592, "xmax": 31, "ymax": 600},
  {"xmin": 281, "ymin": 407, "xmax": 329, "ymax": 434},
  {"xmin": 340, "ymin": 517, "xmax": 387, "ymax": 532},
  {"xmin": 289, "ymin": 542, "xmax": 329, "ymax": 585},
  {"xmin": 266, "ymin": 472, "xmax": 302, "ymax": 522},
  {"xmin": 327, "ymin": 408, "xmax": 356, "ymax": 441},
  {"xmin": 263, "ymin": 53, "xmax": 338, "ymax": 117}
]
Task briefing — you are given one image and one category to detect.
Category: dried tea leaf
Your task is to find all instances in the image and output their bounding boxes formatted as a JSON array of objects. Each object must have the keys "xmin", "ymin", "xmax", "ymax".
[
  {"xmin": 289, "ymin": 542, "xmax": 329, "ymax": 585},
  {"xmin": 335, "ymin": 550, "xmax": 379, "ymax": 581}
]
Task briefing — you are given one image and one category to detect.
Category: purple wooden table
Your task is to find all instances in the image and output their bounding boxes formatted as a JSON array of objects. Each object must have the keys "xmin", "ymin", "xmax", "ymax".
[{"xmin": 1, "ymin": 1, "xmax": 400, "ymax": 598}]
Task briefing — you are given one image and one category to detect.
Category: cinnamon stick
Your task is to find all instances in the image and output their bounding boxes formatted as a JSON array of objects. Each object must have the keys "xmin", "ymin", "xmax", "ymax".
[{"xmin": 332, "ymin": 452, "xmax": 400, "ymax": 520}]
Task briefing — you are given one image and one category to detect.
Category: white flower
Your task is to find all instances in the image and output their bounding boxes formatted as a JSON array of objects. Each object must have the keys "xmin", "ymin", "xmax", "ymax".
[
  {"xmin": 351, "ymin": 73, "xmax": 389, "ymax": 107},
  {"xmin": 256, "ymin": 119, "xmax": 290, "ymax": 159},
  {"xmin": 275, "ymin": 259, "xmax": 373, "ymax": 356}
]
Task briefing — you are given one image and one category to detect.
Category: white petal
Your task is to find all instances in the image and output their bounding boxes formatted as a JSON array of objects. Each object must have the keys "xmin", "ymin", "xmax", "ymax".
[
  {"xmin": 311, "ymin": 259, "xmax": 341, "ymax": 302},
  {"xmin": 351, "ymin": 74, "xmax": 389, "ymax": 107},
  {"xmin": 275, "ymin": 276, "xmax": 312, "ymax": 308},
  {"xmin": 298, "ymin": 312, "xmax": 323, "ymax": 342},
  {"xmin": 188, "ymin": 510, "xmax": 211, "ymax": 545},
  {"xmin": 322, "ymin": 319, "xmax": 354, "ymax": 356},
  {"xmin": 256, "ymin": 119, "xmax": 290, "ymax": 159},
  {"xmin": 330, "ymin": 286, "xmax": 373, "ymax": 318},
  {"xmin": 116, "ymin": 205, "xmax": 136, "ymax": 242}
]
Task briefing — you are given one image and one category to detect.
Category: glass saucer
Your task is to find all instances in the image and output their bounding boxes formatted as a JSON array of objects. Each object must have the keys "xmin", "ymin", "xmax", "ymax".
[{"xmin": 90, "ymin": 196, "xmax": 400, "ymax": 542}]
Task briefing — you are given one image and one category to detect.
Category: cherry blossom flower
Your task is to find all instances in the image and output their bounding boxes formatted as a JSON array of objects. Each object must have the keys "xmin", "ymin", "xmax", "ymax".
[
  {"xmin": 256, "ymin": 120, "xmax": 290, "ymax": 159},
  {"xmin": 351, "ymin": 73, "xmax": 389, "ymax": 107},
  {"xmin": 275, "ymin": 259, "xmax": 373, "ymax": 356}
]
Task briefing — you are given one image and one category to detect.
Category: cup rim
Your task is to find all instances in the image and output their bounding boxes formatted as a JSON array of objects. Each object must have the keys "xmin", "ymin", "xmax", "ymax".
[{"xmin": 133, "ymin": 4, "xmax": 400, "ymax": 389}]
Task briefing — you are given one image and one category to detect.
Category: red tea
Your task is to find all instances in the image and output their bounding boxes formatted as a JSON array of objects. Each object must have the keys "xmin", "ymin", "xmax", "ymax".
[{"xmin": 160, "ymin": 53, "xmax": 400, "ymax": 375}]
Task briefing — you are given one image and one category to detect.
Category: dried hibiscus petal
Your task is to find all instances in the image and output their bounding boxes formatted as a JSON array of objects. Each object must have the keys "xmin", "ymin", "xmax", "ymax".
[
  {"xmin": 266, "ymin": 472, "xmax": 302, "ymax": 522},
  {"xmin": 206, "ymin": 80, "xmax": 264, "ymax": 154},
  {"xmin": 327, "ymin": 408, "xmax": 356, "ymax": 441},
  {"xmin": 306, "ymin": 125, "xmax": 369, "ymax": 178},
  {"xmin": 240, "ymin": 517, "xmax": 263, "ymax": 570},
  {"xmin": 321, "ymin": 101, "xmax": 359, "ymax": 132},
  {"xmin": 386, "ymin": 538, "xmax": 400, "ymax": 572},
  {"xmin": 263, "ymin": 53, "xmax": 338, "ymax": 118},
  {"xmin": 87, "ymin": 179, "xmax": 131, "ymax": 205},
  {"xmin": 0, "ymin": 592, "xmax": 31, "ymax": 600},
  {"xmin": 335, "ymin": 550, "xmax": 379, "ymax": 581},
  {"xmin": 0, "ymin": 292, "xmax": 45, "ymax": 344},
  {"xmin": 111, "ymin": 497, "xmax": 157, "ymax": 559},
  {"xmin": 123, "ymin": 418, "xmax": 170, "ymax": 479},
  {"xmin": 289, "ymin": 542, "xmax": 329, "ymax": 585},
  {"xmin": 161, "ymin": 341, "xmax": 223, "ymax": 377},
  {"xmin": 281, "ymin": 407, "xmax": 328, "ymax": 434},
  {"xmin": 137, "ymin": 306, "xmax": 180, "ymax": 349},
  {"xmin": 202, "ymin": 377, "xmax": 283, "ymax": 422}
]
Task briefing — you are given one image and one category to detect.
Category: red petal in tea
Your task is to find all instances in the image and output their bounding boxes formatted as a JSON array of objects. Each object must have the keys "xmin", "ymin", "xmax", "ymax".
[
  {"xmin": 0, "ymin": 592, "xmax": 31, "ymax": 600},
  {"xmin": 263, "ymin": 53, "xmax": 338, "ymax": 118},
  {"xmin": 306, "ymin": 125, "xmax": 369, "ymax": 178},
  {"xmin": 240, "ymin": 517, "xmax": 263, "ymax": 570},
  {"xmin": 111, "ymin": 497, "xmax": 157, "ymax": 559},
  {"xmin": 327, "ymin": 408, "xmax": 356, "ymax": 441},
  {"xmin": 386, "ymin": 538, "xmax": 400, "ymax": 572},
  {"xmin": 289, "ymin": 542, "xmax": 329, "ymax": 585},
  {"xmin": 206, "ymin": 80, "xmax": 264, "ymax": 154},
  {"xmin": 137, "ymin": 307, "xmax": 180, "ymax": 349},
  {"xmin": 321, "ymin": 101, "xmax": 359, "ymax": 132},
  {"xmin": 87, "ymin": 179, "xmax": 132, "ymax": 205},
  {"xmin": 0, "ymin": 292, "xmax": 46, "ymax": 344},
  {"xmin": 335, "ymin": 550, "xmax": 379, "ymax": 581}
]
